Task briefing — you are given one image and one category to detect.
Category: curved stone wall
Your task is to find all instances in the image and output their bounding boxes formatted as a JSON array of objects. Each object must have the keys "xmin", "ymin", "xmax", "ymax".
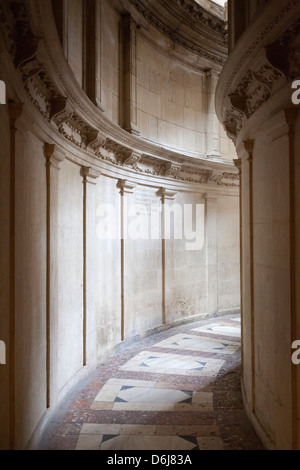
[
  {"xmin": 216, "ymin": 0, "xmax": 300, "ymax": 450},
  {"xmin": 0, "ymin": 0, "xmax": 239, "ymax": 449}
]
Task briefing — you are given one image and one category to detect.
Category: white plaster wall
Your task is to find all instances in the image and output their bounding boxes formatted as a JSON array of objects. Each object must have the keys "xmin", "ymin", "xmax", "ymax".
[
  {"xmin": 124, "ymin": 186, "xmax": 163, "ymax": 337},
  {"xmin": 217, "ymin": 194, "xmax": 240, "ymax": 311},
  {"xmin": 136, "ymin": 36, "xmax": 207, "ymax": 155},
  {"xmin": 14, "ymin": 132, "xmax": 47, "ymax": 449},
  {"xmin": 56, "ymin": 160, "xmax": 83, "ymax": 394},
  {"xmin": 166, "ymin": 192, "xmax": 207, "ymax": 323},
  {"xmin": 93, "ymin": 176, "xmax": 122, "ymax": 358}
]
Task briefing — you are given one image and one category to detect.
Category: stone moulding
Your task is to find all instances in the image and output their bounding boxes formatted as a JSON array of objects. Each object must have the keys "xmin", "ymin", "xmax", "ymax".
[
  {"xmin": 1, "ymin": 0, "xmax": 238, "ymax": 188},
  {"xmin": 216, "ymin": 0, "xmax": 300, "ymax": 143}
]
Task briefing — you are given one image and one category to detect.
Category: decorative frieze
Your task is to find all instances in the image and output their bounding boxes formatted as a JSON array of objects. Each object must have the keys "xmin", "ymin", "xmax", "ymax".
[
  {"xmin": 123, "ymin": 150, "xmax": 142, "ymax": 166},
  {"xmin": 164, "ymin": 163, "xmax": 182, "ymax": 177},
  {"xmin": 1, "ymin": 0, "xmax": 239, "ymax": 190},
  {"xmin": 86, "ymin": 130, "xmax": 107, "ymax": 152}
]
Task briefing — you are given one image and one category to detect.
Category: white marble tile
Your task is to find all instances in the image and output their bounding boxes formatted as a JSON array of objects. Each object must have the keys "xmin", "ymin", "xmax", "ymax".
[
  {"xmin": 107, "ymin": 378, "xmax": 157, "ymax": 387},
  {"xmin": 81, "ymin": 423, "xmax": 121, "ymax": 435},
  {"xmin": 100, "ymin": 434, "xmax": 198, "ymax": 450},
  {"xmin": 113, "ymin": 402, "xmax": 175, "ymax": 411},
  {"xmin": 116, "ymin": 386, "xmax": 192, "ymax": 403},
  {"xmin": 192, "ymin": 323, "xmax": 241, "ymax": 338},
  {"xmin": 94, "ymin": 384, "xmax": 122, "ymax": 402},
  {"xmin": 120, "ymin": 350, "xmax": 224, "ymax": 377},
  {"xmin": 154, "ymin": 333, "xmax": 239, "ymax": 354},
  {"xmin": 75, "ymin": 434, "xmax": 102, "ymax": 450},
  {"xmin": 119, "ymin": 425, "xmax": 157, "ymax": 435}
]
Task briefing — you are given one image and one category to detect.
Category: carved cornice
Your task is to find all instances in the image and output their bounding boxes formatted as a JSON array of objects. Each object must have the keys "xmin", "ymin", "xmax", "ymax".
[
  {"xmin": 217, "ymin": 0, "xmax": 300, "ymax": 142},
  {"xmin": 1, "ymin": 0, "xmax": 238, "ymax": 189}
]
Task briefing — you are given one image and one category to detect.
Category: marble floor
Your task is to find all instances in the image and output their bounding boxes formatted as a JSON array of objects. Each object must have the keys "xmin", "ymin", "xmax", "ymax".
[{"xmin": 38, "ymin": 314, "xmax": 263, "ymax": 451}]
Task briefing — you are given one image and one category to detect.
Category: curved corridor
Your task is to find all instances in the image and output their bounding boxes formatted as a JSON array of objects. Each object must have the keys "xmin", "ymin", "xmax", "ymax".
[{"xmin": 38, "ymin": 314, "xmax": 263, "ymax": 451}]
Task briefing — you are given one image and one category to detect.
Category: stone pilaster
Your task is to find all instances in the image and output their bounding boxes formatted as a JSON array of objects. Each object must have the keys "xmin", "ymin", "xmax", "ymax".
[
  {"xmin": 81, "ymin": 166, "xmax": 101, "ymax": 365},
  {"xmin": 206, "ymin": 69, "xmax": 221, "ymax": 160},
  {"xmin": 122, "ymin": 14, "xmax": 140, "ymax": 136},
  {"xmin": 43, "ymin": 143, "xmax": 65, "ymax": 407}
]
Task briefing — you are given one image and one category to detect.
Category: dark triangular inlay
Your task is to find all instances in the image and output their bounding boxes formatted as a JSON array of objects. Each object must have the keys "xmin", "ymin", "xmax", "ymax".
[
  {"xmin": 179, "ymin": 397, "xmax": 193, "ymax": 404},
  {"xmin": 114, "ymin": 396, "xmax": 127, "ymax": 403},
  {"xmin": 120, "ymin": 385, "xmax": 135, "ymax": 391},
  {"xmin": 102, "ymin": 435, "xmax": 118, "ymax": 443},
  {"xmin": 139, "ymin": 362, "xmax": 150, "ymax": 367},
  {"xmin": 181, "ymin": 435, "xmax": 198, "ymax": 446}
]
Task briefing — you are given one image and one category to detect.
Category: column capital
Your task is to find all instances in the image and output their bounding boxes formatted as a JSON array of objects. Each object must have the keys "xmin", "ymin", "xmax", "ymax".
[
  {"xmin": 117, "ymin": 179, "xmax": 136, "ymax": 195},
  {"xmin": 81, "ymin": 166, "xmax": 101, "ymax": 184},
  {"xmin": 157, "ymin": 188, "xmax": 177, "ymax": 201},
  {"xmin": 206, "ymin": 68, "xmax": 220, "ymax": 79},
  {"xmin": 234, "ymin": 158, "xmax": 242, "ymax": 174},
  {"xmin": 43, "ymin": 143, "xmax": 65, "ymax": 170}
]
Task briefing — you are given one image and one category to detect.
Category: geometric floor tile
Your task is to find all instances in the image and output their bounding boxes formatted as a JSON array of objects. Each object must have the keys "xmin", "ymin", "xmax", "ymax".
[
  {"xmin": 119, "ymin": 350, "xmax": 224, "ymax": 377},
  {"xmin": 192, "ymin": 324, "xmax": 241, "ymax": 338},
  {"xmin": 91, "ymin": 378, "xmax": 213, "ymax": 411},
  {"xmin": 154, "ymin": 333, "xmax": 240, "ymax": 354},
  {"xmin": 76, "ymin": 434, "xmax": 199, "ymax": 450},
  {"xmin": 38, "ymin": 314, "xmax": 264, "ymax": 451}
]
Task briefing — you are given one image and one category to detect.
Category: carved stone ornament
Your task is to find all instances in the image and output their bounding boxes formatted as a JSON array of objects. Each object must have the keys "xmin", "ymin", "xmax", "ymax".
[
  {"xmin": 1, "ymin": 0, "xmax": 239, "ymax": 189},
  {"xmin": 164, "ymin": 163, "xmax": 182, "ymax": 177},
  {"xmin": 123, "ymin": 150, "xmax": 142, "ymax": 166},
  {"xmin": 50, "ymin": 97, "xmax": 73, "ymax": 126},
  {"xmin": 86, "ymin": 130, "xmax": 107, "ymax": 152}
]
